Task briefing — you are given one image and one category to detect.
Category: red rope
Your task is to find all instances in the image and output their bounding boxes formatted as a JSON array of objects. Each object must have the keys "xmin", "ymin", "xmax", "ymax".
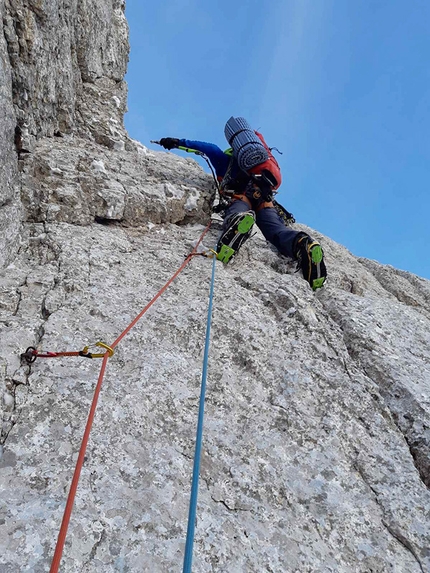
[
  {"xmin": 111, "ymin": 223, "xmax": 211, "ymax": 349},
  {"xmin": 50, "ymin": 353, "xmax": 110, "ymax": 573},
  {"xmin": 49, "ymin": 221, "xmax": 212, "ymax": 572},
  {"xmin": 38, "ymin": 352, "xmax": 81, "ymax": 358}
]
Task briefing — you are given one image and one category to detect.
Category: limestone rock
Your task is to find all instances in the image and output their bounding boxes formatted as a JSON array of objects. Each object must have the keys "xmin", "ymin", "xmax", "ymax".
[
  {"xmin": 1, "ymin": 221, "xmax": 429, "ymax": 572},
  {"xmin": 20, "ymin": 137, "xmax": 214, "ymax": 226},
  {"xmin": 3, "ymin": 0, "xmax": 129, "ymax": 142},
  {"xmin": 1, "ymin": 1, "xmax": 429, "ymax": 572},
  {"xmin": 1, "ymin": 0, "xmax": 129, "ymax": 266},
  {"xmin": 0, "ymin": 0, "xmax": 22, "ymax": 267}
]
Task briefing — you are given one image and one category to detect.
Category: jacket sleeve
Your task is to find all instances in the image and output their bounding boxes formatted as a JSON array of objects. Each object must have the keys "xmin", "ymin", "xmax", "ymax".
[{"xmin": 178, "ymin": 139, "xmax": 230, "ymax": 178}]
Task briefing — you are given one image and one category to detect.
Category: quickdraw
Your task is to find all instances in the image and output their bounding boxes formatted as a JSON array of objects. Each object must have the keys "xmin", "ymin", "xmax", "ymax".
[
  {"xmin": 185, "ymin": 249, "xmax": 218, "ymax": 260},
  {"xmin": 21, "ymin": 342, "xmax": 114, "ymax": 364}
]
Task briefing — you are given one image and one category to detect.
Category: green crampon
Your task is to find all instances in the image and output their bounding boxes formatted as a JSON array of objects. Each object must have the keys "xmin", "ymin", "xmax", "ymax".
[
  {"xmin": 216, "ymin": 213, "xmax": 255, "ymax": 263},
  {"xmin": 312, "ymin": 277, "xmax": 326, "ymax": 291},
  {"xmin": 311, "ymin": 244, "xmax": 323, "ymax": 264},
  {"xmin": 216, "ymin": 244, "xmax": 236, "ymax": 263},
  {"xmin": 236, "ymin": 214, "xmax": 255, "ymax": 234},
  {"xmin": 310, "ymin": 244, "xmax": 325, "ymax": 290}
]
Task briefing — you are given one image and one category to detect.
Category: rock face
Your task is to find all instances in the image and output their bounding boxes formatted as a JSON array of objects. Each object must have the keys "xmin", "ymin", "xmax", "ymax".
[
  {"xmin": 20, "ymin": 137, "xmax": 213, "ymax": 227},
  {"xmin": 1, "ymin": 0, "xmax": 212, "ymax": 249},
  {"xmin": 3, "ymin": 0, "xmax": 128, "ymax": 143},
  {"xmin": 1, "ymin": 3, "xmax": 430, "ymax": 573},
  {"xmin": 0, "ymin": 0, "xmax": 21, "ymax": 267}
]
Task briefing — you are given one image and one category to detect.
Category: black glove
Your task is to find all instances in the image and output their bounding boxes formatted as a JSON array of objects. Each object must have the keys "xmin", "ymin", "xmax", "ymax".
[{"xmin": 159, "ymin": 137, "xmax": 180, "ymax": 150}]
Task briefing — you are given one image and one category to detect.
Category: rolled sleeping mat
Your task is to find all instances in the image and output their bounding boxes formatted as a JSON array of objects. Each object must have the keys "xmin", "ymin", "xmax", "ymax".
[
  {"xmin": 224, "ymin": 116, "xmax": 254, "ymax": 143},
  {"xmin": 225, "ymin": 116, "xmax": 268, "ymax": 172}
]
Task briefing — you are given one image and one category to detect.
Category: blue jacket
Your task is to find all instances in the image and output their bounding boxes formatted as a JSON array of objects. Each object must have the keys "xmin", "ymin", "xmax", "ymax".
[
  {"xmin": 178, "ymin": 139, "xmax": 251, "ymax": 193},
  {"xmin": 178, "ymin": 139, "xmax": 231, "ymax": 178}
]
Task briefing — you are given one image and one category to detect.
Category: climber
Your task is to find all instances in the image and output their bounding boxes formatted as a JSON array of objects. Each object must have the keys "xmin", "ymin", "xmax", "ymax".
[{"xmin": 158, "ymin": 128, "xmax": 327, "ymax": 291}]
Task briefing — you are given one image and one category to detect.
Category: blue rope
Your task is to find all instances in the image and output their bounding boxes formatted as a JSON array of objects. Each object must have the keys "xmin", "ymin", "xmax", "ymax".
[{"xmin": 183, "ymin": 254, "xmax": 217, "ymax": 573}]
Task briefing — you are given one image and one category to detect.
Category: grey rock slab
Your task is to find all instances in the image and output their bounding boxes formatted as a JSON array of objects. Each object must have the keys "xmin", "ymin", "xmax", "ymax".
[
  {"xmin": 3, "ymin": 0, "xmax": 129, "ymax": 142},
  {"xmin": 358, "ymin": 257, "xmax": 430, "ymax": 320},
  {"xmin": 20, "ymin": 137, "xmax": 215, "ymax": 227},
  {"xmin": 0, "ymin": 220, "xmax": 429, "ymax": 572},
  {"xmin": 0, "ymin": 0, "xmax": 22, "ymax": 267},
  {"xmin": 1, "ymin": 1, "xmax": 430, "ymax": 570},
  {"xmin": 321, "ymin": 288, "xmax": 430, "ymax": 488}
]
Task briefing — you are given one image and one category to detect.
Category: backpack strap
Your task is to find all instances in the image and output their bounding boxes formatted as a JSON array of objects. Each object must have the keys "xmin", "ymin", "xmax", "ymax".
[{"xmin": 219, "ymin": 154, "xmax": 236, "ymax": 194}]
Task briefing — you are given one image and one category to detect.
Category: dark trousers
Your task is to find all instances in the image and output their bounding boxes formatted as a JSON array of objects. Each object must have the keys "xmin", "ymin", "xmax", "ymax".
[{"xmin": 223, "ymin": 197, "xmax": 301, "ymax": 259}]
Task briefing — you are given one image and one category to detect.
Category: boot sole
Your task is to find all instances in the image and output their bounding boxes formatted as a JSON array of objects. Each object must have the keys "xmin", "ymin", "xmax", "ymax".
[
  {"xmin": 236, "ymin": 214, "xmax": 255, "ymax": 234},
  {"xmin": 217, "ymin": 244, "xmax": 235, "ymax": 263},
  {"xmin": 312, "ymin": 277, "xmax": 326, "ymax": 290},
  {"xmin": 311, "ymin": 244, "xmax": 323, "ymax": 264},
  {"xmin": 309, "ymin": 244, "xmax": 326, "ymax": 290},
  {"xmin": 217, "ymin": 213, "xmax": 255, "ymax": 263}
]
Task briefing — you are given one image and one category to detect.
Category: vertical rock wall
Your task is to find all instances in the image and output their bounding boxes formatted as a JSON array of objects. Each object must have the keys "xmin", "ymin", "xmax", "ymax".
[
  {"xmin": 3, "ymin": 0, "xmax": 129, "ymax": 141},
  {"xmin": 0, "ymin": 0, "xmax": 130, "ymax": 267},
  {"xmin": 1, "ymin": 2, "xmax": 429, "ymax": 571},
  {"xmin": 0, "ymin": 0, "xmax": 21, "ymax": 267},
  {"xmin": 1, "ymin": 0, "xmax": 212, "ymax": 259}
]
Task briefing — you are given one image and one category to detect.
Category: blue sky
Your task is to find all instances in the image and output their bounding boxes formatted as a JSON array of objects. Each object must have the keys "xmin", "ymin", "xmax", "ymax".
[{"xmin": 124, "ymin": 1, "xmax": 430, "ymax": 280}]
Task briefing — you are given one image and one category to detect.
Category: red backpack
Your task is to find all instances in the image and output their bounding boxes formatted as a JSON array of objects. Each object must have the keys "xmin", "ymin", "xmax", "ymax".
[{"xmin": 248, "ymin": 132, "xmax": 282, "ymax": 190}]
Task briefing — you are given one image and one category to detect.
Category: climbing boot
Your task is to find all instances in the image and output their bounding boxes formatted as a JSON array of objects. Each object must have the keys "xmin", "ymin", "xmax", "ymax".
[
  {"xmin": 216, "ymin": 211, "xmax": 255, "ymax": 263},
  {"xmin": 295, "ymin": 235, "xmax": 327, "ymax": 291}
]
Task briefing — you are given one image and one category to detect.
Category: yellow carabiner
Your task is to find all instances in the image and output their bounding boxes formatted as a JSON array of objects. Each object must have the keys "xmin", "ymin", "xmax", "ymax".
[
  {"xmin": 80, "ymin": 342, "xmax": 114, "ymax": 359},
  {"xmin": 95, "ymin": 342, "xmax": 114, "ymax": 357}
]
